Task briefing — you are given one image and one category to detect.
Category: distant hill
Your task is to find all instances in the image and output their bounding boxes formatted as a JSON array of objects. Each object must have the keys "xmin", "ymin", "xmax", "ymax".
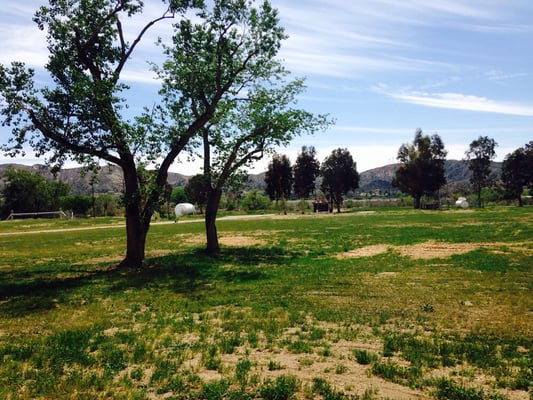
[
  {"xmin": 0, "ymin": 160, "xmax": 502, "ymax": 195},
  {"xmin": 0, "ymin": 164, "xmax": 189, "ymax": 195},
  {"xmin": 357, "ymin": 160, "xmax": 502, "ymax": 193}
]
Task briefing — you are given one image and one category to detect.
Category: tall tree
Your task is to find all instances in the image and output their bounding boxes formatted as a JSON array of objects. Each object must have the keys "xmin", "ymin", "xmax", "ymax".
[
  {"xmin": 464, "ymin": 136, "xmax": 497, "ymax": 207},
  {"xmin": 293, "ymin": 145, "xmax": 320, "ymax": 212},
  {"xmin": 155, "ymin": 0, "xmax": 331, "ymax": 254},
  {"xmin": 185, "ymin": 174, "xmax": 209, "ymax": 213},
  {"xmin": 0, "ymin": 0, "xmax": 227, "ymax": 268},
  {"xmin": 501, "ymin": 141, "xmax": 533, "ymax": 207},
  {"xmin": 392, "ymin": 129, "xmax": 447, "ymax": 209},
  {"xmin": 320, "ymin": 148, "xmax": 359, "ymax": 213},
  {"xmin": 265, "ymin": 154, "xmax": 293, "ymax": 214}
]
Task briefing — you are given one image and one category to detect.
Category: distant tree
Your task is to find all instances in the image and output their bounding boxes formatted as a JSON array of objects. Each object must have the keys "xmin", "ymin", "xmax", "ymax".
[
  {"xmin": 185, "ymin": 174, "xmax": 209, "ymax": 213},
  {"xmin": 60, "ymin": 194, "xmax": 92, "ymax": 216},
  {"xmin": 464, "ymin": 136, "xmax": 497, "ymax": 207},
  {"xmin": 392, "ymin": 129, "xmax": 447, "ymax": 209},
  {"xmin": 0, "ymin": 167, "xmax": 70, "ymax": 218},
  {"xmin": 265, "ymin": 154, "xmax": 293, "ymax": 214},
  {"xmin": 1, "ymin": 168, "xmax": 47, "ymax": 217},
  {"xmin": 293, "ymin": 146, "xmax": 320, "ymax": 212},
  {"xmin": 320, "ymin": 148, "xmax": 359, "ymax": 213},
  {"xmin": 501, "ymin": 141, "xmax": 533, "ymax": 207},
  {"xmin": 240, "ymin": 189, "xmax": 271, "ymax": 211},
  {"xmin": 95, "ymin": 193, "xmax": 118, "ymax": 217},
  {"xmin": 170, "ymin": 186, "xmax": 188, "ymax": 204}
]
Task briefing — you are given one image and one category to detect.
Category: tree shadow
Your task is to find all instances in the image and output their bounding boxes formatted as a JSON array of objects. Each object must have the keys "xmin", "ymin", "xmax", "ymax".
[{"xmin": 0, "ymin": 245, "xmax": 295, "ymax": 317}]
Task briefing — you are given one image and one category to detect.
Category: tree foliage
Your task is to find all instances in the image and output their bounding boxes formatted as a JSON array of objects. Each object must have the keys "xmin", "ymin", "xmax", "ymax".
[
  {"xmin": 501, "ymin": 141, "xmax": 533, "ymax": 207},
  {"xmin": 392, "ymin": 129, "xmax": 447, "ymax": 209},
  {"xmin": 265, "ymin": 153, "xmax": 293, "ymax": 214},
  {"xmin": 60, "ymin": 194, "xmax": 93, "ymax": 216},
  {"xmin": 185, "ymin": 174, "xmax": 209, "ymax": 213},
  {"xmin": 1, "ymin": 167, "xmax": 69, "ymax": 218},
  {"xmin": 170, "ymin": 186, "xmax": 188, "ymax": 204},
  {"xmin": 240, "ymin": 189, "xmax": 271, "ymax": 211},
  {"xmin": 293, "ymin": 146, "xmax": 320, "ymax": 200},
  {"xmin": 464, "ymin": 136, "xmax": 497, "ymax": 207},
  {"xmin": 320, "ymin": 148, "xmax": 359, "ymax": 213}
]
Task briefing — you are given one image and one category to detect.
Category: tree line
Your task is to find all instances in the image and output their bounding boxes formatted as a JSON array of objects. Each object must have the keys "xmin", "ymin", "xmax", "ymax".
[
  {"xmin": 264, "ymin": 146, "xmax": 359, "ymax": 214},
  {"xmin": 0, "ymin": 167, "xmax": 121, "ymax": 219},
  {"xmin": 394, "ymin": 130, "xmax": 532, "ymax": 209},
  {"xmin": 264, "ymin": 131, "xmax": 533, "ymax": 211}
]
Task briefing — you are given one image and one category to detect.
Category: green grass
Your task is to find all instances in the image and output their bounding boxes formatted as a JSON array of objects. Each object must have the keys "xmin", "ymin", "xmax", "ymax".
[{"xmin": 0, "ymin": 206, "xmax": 532, "ymax": 399}]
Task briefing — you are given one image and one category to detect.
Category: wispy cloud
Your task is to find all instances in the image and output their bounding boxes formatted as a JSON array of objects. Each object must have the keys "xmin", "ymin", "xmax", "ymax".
[{"xmin": 382, "ymin": 89, "xmax": 533, "ymax": 117}]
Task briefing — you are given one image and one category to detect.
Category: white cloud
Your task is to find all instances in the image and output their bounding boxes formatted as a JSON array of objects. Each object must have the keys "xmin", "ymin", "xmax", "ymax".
[{"xmin": 385, "ymin": 90, "xmax": 533, "ymax": 117}]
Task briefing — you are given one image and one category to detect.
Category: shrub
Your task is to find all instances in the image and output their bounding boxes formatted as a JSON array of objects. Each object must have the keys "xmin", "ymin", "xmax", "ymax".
[
  {"xmin": 200, "ymin": 379, "xmax": 230, "ymax": 400},
  {"xmin": 353, "ymin": 349, "xmax": 378, "ymax": 365},
  {"xmin": 259, "ymin": 375, "xmax": 298, "ymax": 400},
  {"xmin": 434, "ymin": 379, "xmax": 485, "ymax": 400},
  {"xmin": 235, "ymin": 358, "xmax": 252, "ymax": 386}
]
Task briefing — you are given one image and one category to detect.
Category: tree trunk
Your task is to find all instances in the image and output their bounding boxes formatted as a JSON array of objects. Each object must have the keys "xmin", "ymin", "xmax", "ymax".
[
  {"xmin": 205, "ymin": 188, "xmax": 222, "ymax": 254},
  {"xmin": 118, "ymin": 163, "xmax": 151, "ymax": 269},
  {"xmin": 280, "ymin": 195, "xmax": 287, "ymax": 215},
  {"xmin": 120, "ymin": 204, "xmax": 150, "ymax": 268},
  {"xmin": 414, "ymin": 194, "xmax": 421, "ymax": 209},
  {"xmin": 334, "ymin": 191, "xmax": 342, "ymax": 213}
]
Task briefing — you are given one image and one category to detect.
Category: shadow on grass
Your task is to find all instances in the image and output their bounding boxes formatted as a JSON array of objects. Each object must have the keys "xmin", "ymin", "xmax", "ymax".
[{"xmin": 0, "ymin": 245, "xmax": 294, "ymax": 317}]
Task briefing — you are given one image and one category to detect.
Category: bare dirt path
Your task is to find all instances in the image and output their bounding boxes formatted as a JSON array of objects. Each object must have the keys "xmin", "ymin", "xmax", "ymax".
[{"xmin": 0, "ymin": 214, "xmax": 279, "ymax": 236}]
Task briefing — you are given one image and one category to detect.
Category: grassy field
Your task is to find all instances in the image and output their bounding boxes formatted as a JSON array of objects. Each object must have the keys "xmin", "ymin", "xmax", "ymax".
[{"xmin": 0, "ymin": 207, "xmax": 532, "ymax": 399}]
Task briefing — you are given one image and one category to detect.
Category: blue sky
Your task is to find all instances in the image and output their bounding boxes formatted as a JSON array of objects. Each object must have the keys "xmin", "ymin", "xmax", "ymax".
[{"xmin": 1, "ymin": 0, "xmax": 532, "ymax": 174}]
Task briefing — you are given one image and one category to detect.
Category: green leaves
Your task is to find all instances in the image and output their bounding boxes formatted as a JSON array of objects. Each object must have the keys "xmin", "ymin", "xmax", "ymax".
[{"xmin": 393, "ymin": 129, "xmax": 447, "ymax": 208}]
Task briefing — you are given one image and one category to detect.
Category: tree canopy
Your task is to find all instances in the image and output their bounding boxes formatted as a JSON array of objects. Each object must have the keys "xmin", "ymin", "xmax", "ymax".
[
  {"xmin": 392, "ymin": 129, "xmax": 447, "ymax": 209},
  {"xmin": 265, "ymin": 154, "xmax": 293, "ymax": 214},
  {"xmin": 293, "ymin": 146, "xmax": 320, "ymax": 201},
  {"xmin": 464, "ymin": 136, "xmax": 497, "ymax": 207},
  {"xmin": 320, "ymin": 148, "xmax": 359, "ymax": 213},
  {"xmin": 0, "ymin": 167, "xmax": 69, "ymax": 218},
  {"xmin": 501, "ymin": 141, "xmax": 533, "ymax": 207}
]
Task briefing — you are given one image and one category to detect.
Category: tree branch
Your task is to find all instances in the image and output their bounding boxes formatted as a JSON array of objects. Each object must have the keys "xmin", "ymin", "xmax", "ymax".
[{"xmin": 23, "ymin": 104, "xmax": 121, "ymax": 166}]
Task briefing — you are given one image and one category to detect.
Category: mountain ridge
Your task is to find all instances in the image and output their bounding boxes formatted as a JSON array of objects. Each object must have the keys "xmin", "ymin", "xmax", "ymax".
[{"xmin": 0, "ymin": 160, "xmax": 500, "ymax": 195}]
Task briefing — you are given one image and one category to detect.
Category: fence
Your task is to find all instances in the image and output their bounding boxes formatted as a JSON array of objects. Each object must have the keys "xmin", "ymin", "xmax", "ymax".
[{"xmin": 6, "ymin": 211, "xmax": 70, "ymax": 220}]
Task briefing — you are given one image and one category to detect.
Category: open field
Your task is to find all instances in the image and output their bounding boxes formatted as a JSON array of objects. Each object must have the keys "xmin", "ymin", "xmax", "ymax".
[{"xmin": 0, "ymin": 207, "xmax": 532, "ymax": 399}]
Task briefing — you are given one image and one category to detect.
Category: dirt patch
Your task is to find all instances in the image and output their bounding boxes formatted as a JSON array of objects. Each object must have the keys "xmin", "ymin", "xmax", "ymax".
[
  {"xmin": 338, "ymin": 240, "xmax": 531, "ymax": 260},
  {"xmin": 219, "ymin": 235, "xmax": 266, "ymax": 247},
  {"xmin": 176, "ymin": 231, "xmax": 276, "ymax": 247},
  {"xmin": 396, "ymin": 240, "xmax": 480, "ymax": 259},
  {"xmin": 339, "ymin": 244, "xmax": 390, "ymax": 258}
]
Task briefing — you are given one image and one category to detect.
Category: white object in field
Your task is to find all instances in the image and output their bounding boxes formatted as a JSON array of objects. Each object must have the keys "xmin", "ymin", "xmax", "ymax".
[
  {"xmin": 175, "ymin": 203, "xmax": 195, "ymax": 218},
  {"xmin": 455, "ymin": 197, "xmax": 469, "ymax": 208}
]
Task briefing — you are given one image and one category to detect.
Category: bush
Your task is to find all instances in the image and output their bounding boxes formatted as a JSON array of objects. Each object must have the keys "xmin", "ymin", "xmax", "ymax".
[
  {"xmin": 240, "ymin": 189, "xmax": 272, "ymax": 211},
  {"xmin": 353, "ymin": 349, "xmax": 378, "ymax": 365},
  {"xmin": 434, "ymin": 379, "xmax": 485, "ymax": 400},
  {"xmin": 259, "ymin": 375, "xmax": 298, "ymax": 400}
]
